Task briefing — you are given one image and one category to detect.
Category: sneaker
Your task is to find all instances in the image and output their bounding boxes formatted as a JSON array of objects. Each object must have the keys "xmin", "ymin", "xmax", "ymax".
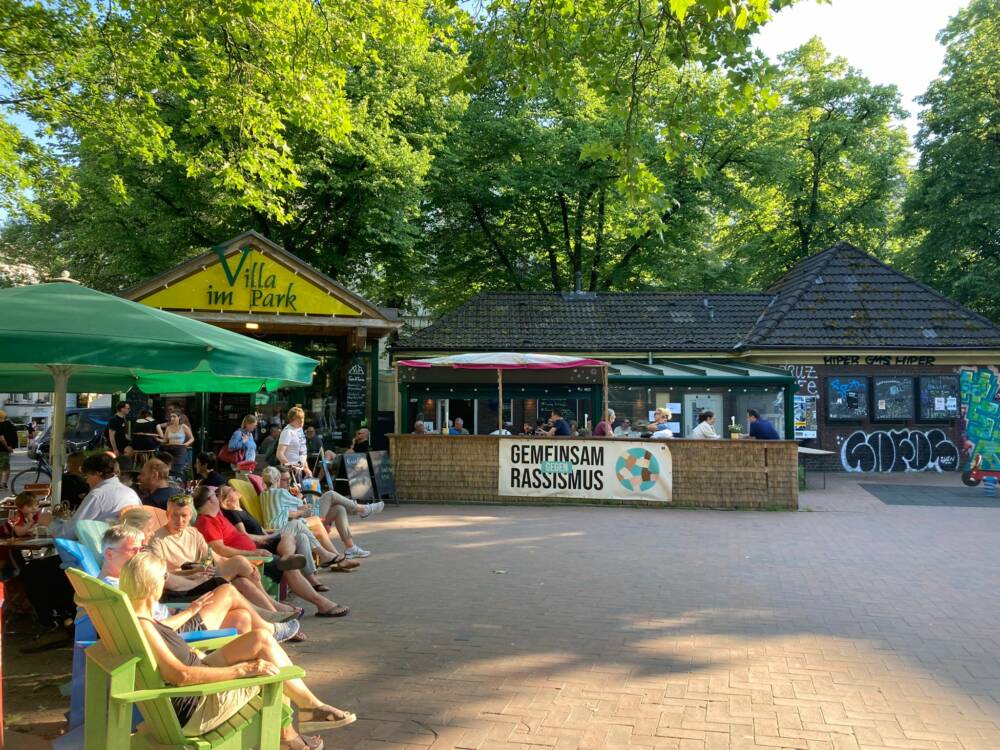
[
  {"xmin": 344, "ymin": 545, "xmax": 370, "ymax": 559},
  {"xmin": 359, "ymin": 501, "xmax": 385, "ymax": 518},
  {"xmin": 273, "ymin": 619, "xmax": 301, "ymax": 643}
]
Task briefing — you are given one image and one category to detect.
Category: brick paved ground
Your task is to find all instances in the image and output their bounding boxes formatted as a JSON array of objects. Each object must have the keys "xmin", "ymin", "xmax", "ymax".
[{"xmin": 293, "ymin": 475, "xmax": 1000, "ymax": 750}]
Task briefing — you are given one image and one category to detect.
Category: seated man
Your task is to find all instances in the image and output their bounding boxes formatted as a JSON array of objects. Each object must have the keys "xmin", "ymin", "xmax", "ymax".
[
  {"xmin": 62, "ymin": 453, "xmax": 140, "ymax": 539},
  {"xmin": 139, "ymin": 458, "xmax": 185, "ymax": 510},
  {"xmin": 98, "ymin": 524, "xmax": 301, "ymax": 642},
  {"xmin": 262, "ymin": 465, "xmax": 379, "ymax": 560},
  {"xmin": 216, "ymin": 484, "xmax": 355, "ymax": 572},
  {"xmin": 193, "ymin": 487, "xmax": 349, "ymax": 617},
  {"xmin": 149, "ymin": 495, "xmax": 300, "ymax": 619}
]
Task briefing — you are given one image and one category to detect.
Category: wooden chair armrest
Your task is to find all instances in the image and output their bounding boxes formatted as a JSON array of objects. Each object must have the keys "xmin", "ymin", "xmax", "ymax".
[
  {"xmin": 112, "ymin": 665, "xmax": 305, "ymax": 703},
  {"xmin": 85, "ymin": 647, "xmax": 142, "ymax": 676}
]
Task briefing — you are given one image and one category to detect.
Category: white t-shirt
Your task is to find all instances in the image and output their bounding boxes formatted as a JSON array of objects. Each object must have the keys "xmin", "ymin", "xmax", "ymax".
[{"xmin": 278, "ymin": 424, "xmax": 307, "ymax": 466}]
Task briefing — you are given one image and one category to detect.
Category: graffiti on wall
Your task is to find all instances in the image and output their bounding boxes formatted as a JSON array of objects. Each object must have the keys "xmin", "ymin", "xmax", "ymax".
[
  {"xmin": 840, "ymin": 428, "xmax": 959, "ymax": 473},
  {"xmin": 958, "ymin": 367, "xmax": 1000, "ymax": 471},
  {"xmin": 780, "ymin": 364, "xmax": 819, "ymax": 396}
]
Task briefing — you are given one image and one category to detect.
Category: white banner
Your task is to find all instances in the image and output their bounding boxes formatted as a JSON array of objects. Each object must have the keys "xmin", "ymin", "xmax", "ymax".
[{"xmin": 498, "ymin": 439, "xmax": 672, "ymax": 502}]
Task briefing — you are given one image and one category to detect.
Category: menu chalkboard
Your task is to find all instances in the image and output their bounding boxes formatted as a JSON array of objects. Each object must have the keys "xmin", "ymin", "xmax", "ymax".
[
  {"xmin": 827, "ymin": 376, "xmax": 868, "ymax": 420},
  {"xmin": 919, "ymin": 375, "xmax": 960, "ymax": 421},
  {"xmin": 872, "ymin": 376, "xmax": 914, "ymax": 421},
  {"xmin": 345, "ymin": 358, "xmax": 367, "ymax": 418},
  {"xmin": 369, "ymin": 450, "xmax": 395, "ymax": 499},
  {"xmin": 342, "ymin": 452, "xmax": 374, "ymax": 502}
]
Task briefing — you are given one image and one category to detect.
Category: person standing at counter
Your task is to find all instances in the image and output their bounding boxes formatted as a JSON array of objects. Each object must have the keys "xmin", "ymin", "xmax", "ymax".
[
  {"xmin": 412, "ymin": 422, "xmax": 428, "ymax": 435},
  {"xmin": 747, "ymin": 409, "xmax": 780, "ymax": 440},
  {"xmin": 593, "ymin": 409, "xmax": 616, "ymax": 437},
  {"xmin": 449, "ymin": 418, "xmax": 469, "ymax": 435},
  {"xmin": 540, "ymin": 409, "xmax": 572, "ymax": 437},
  {"xmin": 690, "ymin": 411, "xmax": 720, "ymax": 439},
  {"xmin": 651, "ymin": 408, "xmax": 674, "ymax": 439}
]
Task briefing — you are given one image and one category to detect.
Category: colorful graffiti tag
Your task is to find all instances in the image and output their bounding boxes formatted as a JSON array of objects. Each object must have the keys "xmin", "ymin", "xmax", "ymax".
[
  {"xmin": 840, "ymin": 428, "xmax": 959, "ymax": 473},
  {"xmin": 958, "ymin": 367, "xmax": 1000, "ymax": 477}
]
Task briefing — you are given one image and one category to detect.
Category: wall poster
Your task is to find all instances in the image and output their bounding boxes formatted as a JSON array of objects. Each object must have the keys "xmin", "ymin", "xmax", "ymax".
[
  {"xmin": 827, "ymin": 376, "xmax": 868, "ymax": 420},
  {"xmin": 872, "ymin": 376, "xmax": 914, "ymax": 422},
  {"xmin": 499, "ymin": 439, "xmax": 672, "ymax": 502},
  {"xmin": 793, "ymin": 395, "xmax": 818, "ymax": 439}
]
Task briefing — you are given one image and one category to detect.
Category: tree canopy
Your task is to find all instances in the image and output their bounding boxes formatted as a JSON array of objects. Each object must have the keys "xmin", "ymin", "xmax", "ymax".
[{"xmin": 899, "ymin": 0, "xmax": 1000, "ymax": 320}]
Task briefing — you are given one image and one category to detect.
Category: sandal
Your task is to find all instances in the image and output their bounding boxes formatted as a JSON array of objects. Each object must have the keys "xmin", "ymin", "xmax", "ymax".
[
  {"xmin": 289, "ymin": 630, "xmax": 308, "ymax": 643},
  {"xmin": 312, "ymin": 583, "xmax": 330, "ymax": 592},
  {"xmin": 316, "ymin": 604, "xmax": 350, "ymax": 618},
  {"xmin": 299, "ymin": 705, "xmax": 357, "ymax": 730},
  {"xmin": 319, "ymin": 554, "xmax": 360, "ymax": 570},
  {"xmin": 281, "ymin": 733, "xmax": 324, "ymax": 750}
]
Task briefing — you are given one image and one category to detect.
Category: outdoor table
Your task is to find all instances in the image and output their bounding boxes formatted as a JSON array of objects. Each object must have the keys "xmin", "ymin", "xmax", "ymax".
[
  {"xmin": 0, "ymin": 536, "xmax": 56, "ymax": 552},
  {"xmin": 797, "ymin": 446, "xmax": 835, "ymax": 489}
]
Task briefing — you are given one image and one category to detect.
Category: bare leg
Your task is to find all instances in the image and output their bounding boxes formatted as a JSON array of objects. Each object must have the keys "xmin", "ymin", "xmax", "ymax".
[
  {"xmin": 203, "ymin": 629, "xmax": 341, "ymax": 712},
  {"xmin": 194, "ymin": 583, "xmax": 275, "ymax": 635},
  {"xmin": 218, "ymin": 556, "xmax": 294, "ymax": 612},
  {"xmin": 304, "ymin": 516, "xmax": 342, "ymax": 555},
  {"xmin": 281, "ymin": 568, "xmax": 344, "ymax": 615}
]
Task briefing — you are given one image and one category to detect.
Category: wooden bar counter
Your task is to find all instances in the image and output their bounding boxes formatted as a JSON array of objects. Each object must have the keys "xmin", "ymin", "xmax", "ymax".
[{"xmin": 388, "ymin": 435, "xmax": 798, "ymax": 510}]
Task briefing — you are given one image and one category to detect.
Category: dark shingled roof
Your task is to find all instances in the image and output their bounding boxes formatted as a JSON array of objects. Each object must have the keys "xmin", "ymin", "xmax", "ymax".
[
  {"xmin": 743, "ymin": 241, "xmax": 1000, "ymax": 349},
  {"xmin": 393, "ymin": 242, "xmax": 1000, "ymax": 353},
  {"xmin": 393, "ymin": 292, "xmax": 770, "ymax": 352}
]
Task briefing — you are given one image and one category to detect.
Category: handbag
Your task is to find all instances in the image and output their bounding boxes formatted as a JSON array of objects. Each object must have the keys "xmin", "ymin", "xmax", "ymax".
[{"xmin": 217, "ymin": 443, "xmax": 245, "ymax": 464}]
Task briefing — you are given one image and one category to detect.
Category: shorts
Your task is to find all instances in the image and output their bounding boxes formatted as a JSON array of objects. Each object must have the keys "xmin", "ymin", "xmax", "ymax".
[
  {"xmin": 177, "ymin": 613, "xmax": 205, "ymax": 634},
  {"xmin": 262, "ymin": 558, "xmax": 283, "ymax": 585},
  {"xmin": 162, "ymin": 576, "xmax": 227, "ymax": 602},
  {"xmin": 0, "ymin": 452, "xmax": 10, "ymax": 471},
  {"xmin": 182, "ymin": 685, "xmax": 261, "ymax": 736}
]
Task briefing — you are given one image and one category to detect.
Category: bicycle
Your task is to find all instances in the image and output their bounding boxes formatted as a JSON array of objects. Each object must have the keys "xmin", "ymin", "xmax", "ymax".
[
  {"xmin": 11, "ymin": 451, "xmax": 52, "ymax": 494},
  {"xmin": 10, "ymin": 439, "xmax": 88, "ymax": 494}
]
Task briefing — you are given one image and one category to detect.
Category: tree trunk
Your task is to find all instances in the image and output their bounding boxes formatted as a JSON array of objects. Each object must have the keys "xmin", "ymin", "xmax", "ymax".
[
  {"xmin": 473, "ymin": 203, "xmax": 523, "ymax": 289},
  {"xmin": 589, "ymin": 188, "xmax": 606, "ymax": 291},
  {"xmin": 535, "ymin": 210, "xmax": 563, "ymax": 291}
]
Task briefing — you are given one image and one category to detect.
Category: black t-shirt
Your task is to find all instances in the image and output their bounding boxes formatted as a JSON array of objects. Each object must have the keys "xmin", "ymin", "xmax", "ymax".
[
  {"xmin": 200, "ymin": 471, "xmax": 227, "ymax": 488},
  {"xmin": 222, "ymin": 507, "xmax": 266, "ymax": 537},
  {"xmin": 0, "ymin": 420, "xmax": 17, "ymax": 453},
  {"xmin": 61, "ymin": 472, "xmax": 90, "ymax": 510},
  {"xmin": 106, "ymin": 414, "xmax": 129, "ymax": 452},
  {"xmin": 552, "ymin": 419, "xmax": 572, "ymax": 436},
  {"xmin": 143, "ymin": 485, "xmax": 184, "ymax": 510},
  {"xmin": 131, "ymin": 418, "xmax": 160, "ymax": 451},
  {"xmin": 352, "ymin": 440, "xmax": 370, "ymax": 454}
]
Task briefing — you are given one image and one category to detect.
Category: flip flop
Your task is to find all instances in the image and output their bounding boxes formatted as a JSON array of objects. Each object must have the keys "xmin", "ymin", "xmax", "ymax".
[
  {"xmin": 315, "ymin": 604, "xmax": 350, "ymax": 618},
  {"xmin": 298, "ymin": 706, "xmax": 357, "ymax": 730},
  {"xmin": 280, "ymin": 733, "xmax": 324, "ymax": 750}
]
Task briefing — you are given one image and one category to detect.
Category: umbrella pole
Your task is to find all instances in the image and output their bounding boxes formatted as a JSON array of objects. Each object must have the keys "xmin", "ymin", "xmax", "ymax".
[
  {"xmin": 47, "ymin": 365, "xmax": 73, "ymax": 508},
  {"xmin": 602, "ymin": 366, "xmax": 609, "ymax": 426},
  {"xmin": 497, "ymin": 370, "xmax": 503, "ymax": 431}
]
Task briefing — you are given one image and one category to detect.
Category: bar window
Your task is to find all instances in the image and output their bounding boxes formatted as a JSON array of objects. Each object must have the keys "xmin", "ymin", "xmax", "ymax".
[
  {"xmin": 919, "ymin": 375, "xmax": 960, "ymax": 421},
  {"xmin": 872, "ymin": 376, "xmax": 914, "ymax": 422},
  {"xmin": 827, "ymin": 376, "xmax": 868, "ymax": 420}
]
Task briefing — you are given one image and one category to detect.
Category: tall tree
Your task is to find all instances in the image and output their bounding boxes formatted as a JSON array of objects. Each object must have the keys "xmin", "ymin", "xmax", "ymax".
[
  {"xmin": 900, "ymin": 0, "xmax": 1000, "ymax": 321},
  {"xmin": 711, "ymin": 39, "xmax": 910, "ymax": 287},
  {"xmin": 0, "ymin": 0, "xmax": 466, "ymax": 298}
]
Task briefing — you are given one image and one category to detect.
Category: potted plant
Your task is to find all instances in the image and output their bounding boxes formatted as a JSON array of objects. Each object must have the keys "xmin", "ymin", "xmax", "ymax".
[{"xmin": 728, "ymin": 417, "xmax": 744, "ymax": 439}]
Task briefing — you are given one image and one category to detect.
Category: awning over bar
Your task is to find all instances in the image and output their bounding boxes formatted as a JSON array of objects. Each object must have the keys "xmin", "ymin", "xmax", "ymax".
[{"xmin": 609, "ymin": 359, "xmax": 795, "ymax": 385}]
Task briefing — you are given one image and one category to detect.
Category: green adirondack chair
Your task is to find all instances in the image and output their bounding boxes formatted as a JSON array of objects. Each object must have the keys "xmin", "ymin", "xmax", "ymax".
[{"xmin": 65, "ymin": 568, "xmax": 304, "ymax": 750}]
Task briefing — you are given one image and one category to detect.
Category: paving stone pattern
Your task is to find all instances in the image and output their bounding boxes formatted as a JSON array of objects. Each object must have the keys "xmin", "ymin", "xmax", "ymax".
[{"xmin": 303, "ymin": 479, "xmax": 1000, "ymax": 749}]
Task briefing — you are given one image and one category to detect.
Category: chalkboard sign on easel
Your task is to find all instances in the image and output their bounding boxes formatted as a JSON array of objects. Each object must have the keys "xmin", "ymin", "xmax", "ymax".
[
  {"xmin": 368, "ymin": 450, "xmax": 397, "ymax": 505},
  {"xmin": 341, "ymin": 453, "xmax": 374, "ymax": 502}
]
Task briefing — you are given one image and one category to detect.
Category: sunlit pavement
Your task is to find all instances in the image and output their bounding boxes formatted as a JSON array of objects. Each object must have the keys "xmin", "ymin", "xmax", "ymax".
[{"xmin": 295, "ymin": 475, "xmax": 1000, "ymax": 749}]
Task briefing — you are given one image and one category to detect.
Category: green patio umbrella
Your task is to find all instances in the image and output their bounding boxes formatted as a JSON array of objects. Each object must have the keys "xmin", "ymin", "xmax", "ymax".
[{"xmin": 0, "ymin": 281, "xmax": 317, "ymax": 503}]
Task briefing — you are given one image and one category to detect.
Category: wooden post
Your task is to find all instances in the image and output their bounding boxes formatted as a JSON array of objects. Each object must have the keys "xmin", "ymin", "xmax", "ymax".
[{"xmin": 497, "ymin": 370, "xmax": 503, "ymax": 430}]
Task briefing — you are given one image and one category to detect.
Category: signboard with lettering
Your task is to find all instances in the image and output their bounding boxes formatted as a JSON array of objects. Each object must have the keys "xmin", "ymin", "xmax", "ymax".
[
  {"xmin": 498, "ymin": 439, "xmax": 672, "ymax": 502},
  {"xmin": 919, "ymin": 375, "xmax": 961, "ymax": 421},
  {"xmin": 827, "ymin": 376, "xmax": 868, "ymax": 420},
  {"xmin": 342, "ymin": 452, "xmax": 374, "ymax": 502},
  {"xmin": 345, "ymin": 358, "xmax": 367, "ymax": 418},
  {"xmin": 793, "ymin": 395, "xmax": 818, "ymax": 438},
  {"xmin": 872, "ymin": 376, "xmax": 914, "ymax": 422},
  {"xmin": 823, "ymin": 355, "xmax": 937, "ymax": 367},
  {"xmin": 136, "ymin": 245, "xmax": 361, "ymax": 316},
  {"xmin": 369, "ymin": 450, "xmax": 395, "ymax": 499}
]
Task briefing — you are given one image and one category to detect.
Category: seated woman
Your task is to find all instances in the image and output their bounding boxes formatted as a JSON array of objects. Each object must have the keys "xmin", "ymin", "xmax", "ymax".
[
  {"xmin": 259, "ymin": 466, "xmax": 372, "ymax": 561},
  {"xmin": 119, "ymin": 552, "xmax": 355, "ymax": 749},
  {"xmin": 689, "ymin": 410, "xmax": 720, "ymax": 439}
]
